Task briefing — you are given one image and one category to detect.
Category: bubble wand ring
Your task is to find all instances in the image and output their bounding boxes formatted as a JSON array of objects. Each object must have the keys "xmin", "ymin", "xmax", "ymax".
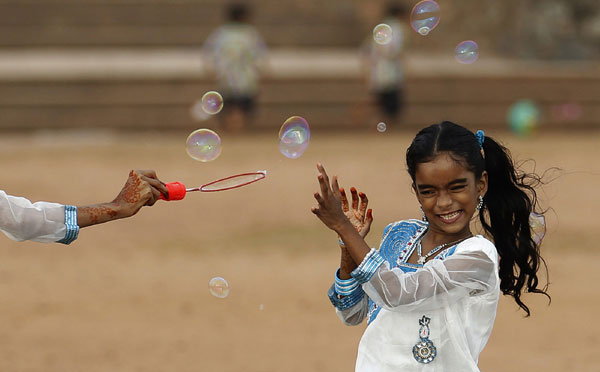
[{"xmin": 159, "ymin": 170, "xmax": 267, "ymax": 201}]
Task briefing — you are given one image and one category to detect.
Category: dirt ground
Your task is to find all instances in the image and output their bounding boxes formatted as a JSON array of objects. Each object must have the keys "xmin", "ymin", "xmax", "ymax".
[{"xmin": 0, "ymin": 128, "xmax": 599, "ymax": 371}]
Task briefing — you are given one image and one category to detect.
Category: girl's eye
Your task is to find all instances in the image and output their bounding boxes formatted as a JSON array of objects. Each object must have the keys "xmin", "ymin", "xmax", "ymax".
[
  {"xmin": 420, "ymin": 190, "xmax": 434, "ymax": 196},
  {"xmin": 450, "ymin": 185, "xmax": 466, "ymax": 191}
]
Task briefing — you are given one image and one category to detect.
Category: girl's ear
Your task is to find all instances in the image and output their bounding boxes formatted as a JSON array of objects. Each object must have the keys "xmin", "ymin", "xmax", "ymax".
[
  {"xmin": 478, "ymin": 170, "xmax": 488, "ymax": 196},
  {"xmin": 412, "ymin": 182, "xmax": 423, "ymax": 203}
]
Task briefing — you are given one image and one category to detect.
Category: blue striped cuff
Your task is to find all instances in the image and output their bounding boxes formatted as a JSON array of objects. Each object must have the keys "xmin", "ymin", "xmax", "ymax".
[
  {"xmin": 327, "ymin": 284, "xmax": 365, "ymax": 311},
  {"xmin": 351, "ymin": 248, "xmax": 385, "ymax": 284},
  {"xmin": 334, "ymin": 269, "xmax": 360, "ymax": 296},
  {"xmin": 57, "ymin": 205, "xmax": 79, "ymax": 245}
]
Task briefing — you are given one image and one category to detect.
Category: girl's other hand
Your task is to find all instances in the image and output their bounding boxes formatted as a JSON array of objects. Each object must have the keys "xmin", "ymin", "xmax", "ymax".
[{"xmin": 340, "ymin": 186, "xmax": 373, "ymax": 239}]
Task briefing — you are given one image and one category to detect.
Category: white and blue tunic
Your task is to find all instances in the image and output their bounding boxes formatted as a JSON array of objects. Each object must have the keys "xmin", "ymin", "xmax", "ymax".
[
  {"xmin": 0, "ymin": 190, "xmax": 78, "ymax": 244},
  {"xmin": 329, "ymin": 219, "xmax": 500, "ymax": 371}
]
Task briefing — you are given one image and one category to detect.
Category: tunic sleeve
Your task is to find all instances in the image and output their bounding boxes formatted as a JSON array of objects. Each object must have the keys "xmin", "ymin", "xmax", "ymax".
[
  {"xmin": 327, "ymin": 269, "xmax": 369, "ymax": 326},
  {"xmin": 352, "ymin": 239, "xmax": 498, "ymax": 312},
  {"xmin": 0, "ymin": 190, "xmax": 79, "ymax": 244}
]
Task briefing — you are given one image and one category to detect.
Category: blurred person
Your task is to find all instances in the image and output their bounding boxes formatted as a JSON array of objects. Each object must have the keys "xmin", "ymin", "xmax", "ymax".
[
  {"xmin": 203, "ymin": 3, "xmax": 267, "ymax": 133},
  {"xmin": 361, "ymin": 3, "xmax": 408, "ymax": 128},
  {"xmin": 1, "ymin": 170, "xmax": 168, "ymax": 244},
  {"xmin": 311, "ymin": 121, "xmax": 550, "ymax": 370}
]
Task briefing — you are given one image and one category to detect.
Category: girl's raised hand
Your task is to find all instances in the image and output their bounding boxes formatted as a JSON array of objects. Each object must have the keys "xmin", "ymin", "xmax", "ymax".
[
  {"xmin": 311, "ymin": 164, "xmax": 373, "ymax": 237},
  {"xmin": 311, "ymin": 163, "xmax": 348, "ymax": 233}
]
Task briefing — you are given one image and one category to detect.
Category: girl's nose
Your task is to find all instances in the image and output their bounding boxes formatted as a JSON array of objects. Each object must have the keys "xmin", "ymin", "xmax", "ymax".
[{"xmin": 436, "ymin": 191, "xmax": 453, "ymax": 209}]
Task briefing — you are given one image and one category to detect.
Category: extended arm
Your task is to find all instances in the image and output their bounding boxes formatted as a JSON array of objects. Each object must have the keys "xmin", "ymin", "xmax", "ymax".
[{"xmin": 1, "ymin": 170, "xmax": 167, "ymax": 244}]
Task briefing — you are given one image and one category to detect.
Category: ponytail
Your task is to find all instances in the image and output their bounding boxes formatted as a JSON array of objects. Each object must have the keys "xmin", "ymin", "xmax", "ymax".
[{"xmin": 479, "ymin": 136, "xmax": 550, "ymax": 316}]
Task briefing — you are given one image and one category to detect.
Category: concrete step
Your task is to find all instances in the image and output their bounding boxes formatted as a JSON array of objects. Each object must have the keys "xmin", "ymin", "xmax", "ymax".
[{"xmin": 0, "ymin": 49, "xmax": 598, "ymax": 131}]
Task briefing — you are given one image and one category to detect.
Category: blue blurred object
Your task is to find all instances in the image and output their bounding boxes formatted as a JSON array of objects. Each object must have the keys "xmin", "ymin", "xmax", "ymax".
[{"xmin": 507, "ymin": 99, "xmax": 540, "ymax": 136}]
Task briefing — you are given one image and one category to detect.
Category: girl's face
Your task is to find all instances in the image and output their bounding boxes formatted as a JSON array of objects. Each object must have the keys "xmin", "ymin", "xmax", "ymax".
[{"xmin": 413, "ymin": 152, "xmax": 487, "ymax": 238}]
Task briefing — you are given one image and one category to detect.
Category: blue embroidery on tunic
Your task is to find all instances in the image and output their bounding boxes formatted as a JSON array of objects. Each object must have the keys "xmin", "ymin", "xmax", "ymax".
[{"xmin": 366, "ymin": 219, "xmax": 460, "ymax": 325}]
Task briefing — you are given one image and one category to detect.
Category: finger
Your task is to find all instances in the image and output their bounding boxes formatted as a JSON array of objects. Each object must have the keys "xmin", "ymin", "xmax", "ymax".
[
  {"xmin": 141, "ymin": 175, "xmax": 169, "ymax": 196},
  {"xmin": 339, "ymin": 188, "xmax": 349, "ymax": 212},
  {"xmin": 136, "ymin": 169, "xmax": 158, "ymax": 179},
  {"xmin": 350, "ymin": 187, "xmax": 359, "ymax": 210},
  {"xmin": 311, "ymin": 206, "xmax": 320, "ymax": 215},
  {"xmin": 317, "ymin": 174, "xmax": 329, "ymax": 198},
  {"xmin": 332, "ymin": 176, "xmax": 342, "ymax": 198},
  {"xmin": 361, "ymin": 209, "xmax": 374, "ymax": 237},
  {"xmin": 145, "ymin": 186, "xmax": 162, "ymax": 206},
  {"xmin": 359, "ymin": 192, "xmax": 369, "ymax": 220},
  {"xmin": 313, "ymin": 191, "xmax": 325, "ymax": 206},
  {"xmin": 316, "ymin": 163, "xmax": 331, "ymax": 193}
]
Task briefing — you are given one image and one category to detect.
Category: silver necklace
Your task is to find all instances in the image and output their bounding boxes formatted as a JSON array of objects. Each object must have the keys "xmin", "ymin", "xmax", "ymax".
[{"xmin": 417, "ymin": 235, "xmax": 472, "ymax": 265}]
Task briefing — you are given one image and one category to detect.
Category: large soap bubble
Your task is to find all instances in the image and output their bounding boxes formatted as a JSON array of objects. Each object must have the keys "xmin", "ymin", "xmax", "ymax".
[
  {"xmin": 410, "ymin": 0, "xmax": 441, "ymax": 36},
  {"xmin": 186, "ymin": 129, "xmax": 222, "ymax": 162},
  {"xmin": 201, "ymin": 91, "xmax": 224, "ymax": 115},
  {"xmin": 455, "ymin": 40, "xmax": 479, "ymax": 64},
  {"xmin": 278, "ymin": 116, "xmax": 310, "ymax": 159}
]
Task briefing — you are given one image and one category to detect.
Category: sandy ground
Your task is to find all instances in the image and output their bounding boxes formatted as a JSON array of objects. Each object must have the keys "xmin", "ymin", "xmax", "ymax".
[{"xmin": 0, "ymin": 128, "xmax": 599, "ymax": 371}]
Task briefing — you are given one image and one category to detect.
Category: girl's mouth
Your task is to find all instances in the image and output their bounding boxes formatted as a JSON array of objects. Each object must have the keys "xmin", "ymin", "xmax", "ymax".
[{"xmin": 437, "ymin": 210, "xmax": 463, "ymax": 224}]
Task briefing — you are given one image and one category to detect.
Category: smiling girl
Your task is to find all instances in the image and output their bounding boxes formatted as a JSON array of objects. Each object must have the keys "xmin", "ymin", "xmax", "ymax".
[{"xmin": 311, "ymin": 121, "xmax": 550, "ymax": 371}]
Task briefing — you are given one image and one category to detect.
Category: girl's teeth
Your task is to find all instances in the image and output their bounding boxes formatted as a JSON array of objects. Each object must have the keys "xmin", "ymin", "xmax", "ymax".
[{"xmin": 440, "ymin": 211, "xmax": 460, "ymax": 220}]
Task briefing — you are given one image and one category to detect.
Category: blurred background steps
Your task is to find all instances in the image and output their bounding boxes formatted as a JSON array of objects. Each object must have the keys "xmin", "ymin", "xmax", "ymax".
[{"xmin": 0, "ymin": 50, "xmax": 598, "ymax": 131}]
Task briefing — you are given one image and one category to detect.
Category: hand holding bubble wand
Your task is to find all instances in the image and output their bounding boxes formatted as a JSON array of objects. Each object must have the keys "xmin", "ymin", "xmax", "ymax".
[{"xmin": 159, "ymin": 170, "xmax": 267, "ymax": 201}]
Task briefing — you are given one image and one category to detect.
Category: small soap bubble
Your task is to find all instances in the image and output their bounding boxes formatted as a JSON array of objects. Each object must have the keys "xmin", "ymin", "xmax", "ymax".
[
  {"xmin": 373, "ymin": 24, "xmax": 393, "ymax": 45},
  {"xmin": 190, "ymin": 100, "xmax": 210, "ymax": 121},
  {"xmin": 208, "ymin": 277, "xmax": 230, "ymax": 298},
  {"xmin": 529, "ymin": 212, "xmax": 546, "ymax": 245},
  {"xmin": 376, "ymin": 122, "xmax": 387, "ymax": 132},
  {"xmin": 201, "ymin": 91, "xmax": 224, "ymax": 115},
  {"xmin": 278, "ymin": 116, "xmax": 310, "ymax": 159},
  {"xmin": 507, "ymin": 99, "xmax": 540, "ymax": 137},
  {"xmin": 186, "ymin": 129, "xmax": 222, "ymax": 162},
  {"xmin": 455, "ymin": 40, "xmax": 479, "ymax": 64},
  {"xmin": 259, "ymin": 304, "xmax": 264, "ymax": 311},
  {"xmin": 410, "ymin": 0, "xmax": 441, "ymax": 35}
]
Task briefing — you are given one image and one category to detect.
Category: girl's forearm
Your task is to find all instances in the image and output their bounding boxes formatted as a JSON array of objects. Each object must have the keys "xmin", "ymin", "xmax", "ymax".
[{"xmin": 337, "ymin": 222, "xmax": 371, "ymax": 265}]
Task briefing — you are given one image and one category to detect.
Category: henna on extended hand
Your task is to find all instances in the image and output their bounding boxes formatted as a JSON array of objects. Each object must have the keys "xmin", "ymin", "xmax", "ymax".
[
  {"xmin": 86, "ymin": 205, "xmax": 119, "ymax": 225},
  {"xmin": 114, "ymin": 170, "xmax": 144, "ymax": 204}
]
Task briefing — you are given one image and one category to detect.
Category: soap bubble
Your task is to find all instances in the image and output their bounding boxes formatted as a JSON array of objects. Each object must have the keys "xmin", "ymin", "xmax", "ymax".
[
  {"xmin": 376, "ymin": 122, "xmax": 387, "ymax": 132},
  {"xmin": 455, "ymin": 40, "xmax": 479, "ymax": 64},
  {"xmin": 410, "ymin": 0, "xmax": 441, "ymax": 35},
  {"xmin": 507, "ymin": 100, "xmax": 540, "ymax": 137},
  {"xmin": 279, "ymin": 116, "xmax": 310, "ymax": 159},
  {"xmin": 201, "ymin": 91, "xmax": 224, "ymax": 115},
  {"xmin": 208, "ymin": 277, "xmax": 230, "ymax": 298},
  {"xmin": 529, "ymin": 213, "xmax": 546, "ymax": 245},
  {"xmin": 373, "ymin": 24, "xmax": 393, "ymax": 45},
  {"xmin": 186, "ymin": 129, "xmax": 222, "ymax": 162}
]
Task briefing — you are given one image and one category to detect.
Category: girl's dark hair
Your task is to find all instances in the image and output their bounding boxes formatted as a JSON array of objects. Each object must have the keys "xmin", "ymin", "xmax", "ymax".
[{"xmin": 406, "ymin": 121, "xmax": 550, "ymax": 316}]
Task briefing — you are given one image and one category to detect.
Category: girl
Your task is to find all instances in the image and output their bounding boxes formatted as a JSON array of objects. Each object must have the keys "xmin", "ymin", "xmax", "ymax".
[{"xmin": 311, "ymin": 121, "xmax": 549, "ymax": 371}]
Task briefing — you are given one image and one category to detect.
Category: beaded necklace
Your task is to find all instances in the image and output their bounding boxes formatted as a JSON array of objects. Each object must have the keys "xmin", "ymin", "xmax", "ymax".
[{"xmin": 416, "ymin": 235, "xmax": 472, "ymax": 265}]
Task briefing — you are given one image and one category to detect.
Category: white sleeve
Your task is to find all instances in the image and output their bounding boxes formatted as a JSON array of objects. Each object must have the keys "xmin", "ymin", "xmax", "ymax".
[
  {"xmin": 335, "ymin": 295, "xmax": 369, "ymax": 326},
  {"xmin": 353, "ymin": 239, "xmax": 498, "ymax": 312},
  {"xmin": 0, "ymin": 190, "xmax": 79, "ymax": 244}
]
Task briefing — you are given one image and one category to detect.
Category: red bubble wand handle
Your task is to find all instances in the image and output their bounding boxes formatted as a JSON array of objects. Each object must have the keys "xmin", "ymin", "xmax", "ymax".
[{"xmin": 158, "ymin": 182, "xmax": 188, "ymax": 201}]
